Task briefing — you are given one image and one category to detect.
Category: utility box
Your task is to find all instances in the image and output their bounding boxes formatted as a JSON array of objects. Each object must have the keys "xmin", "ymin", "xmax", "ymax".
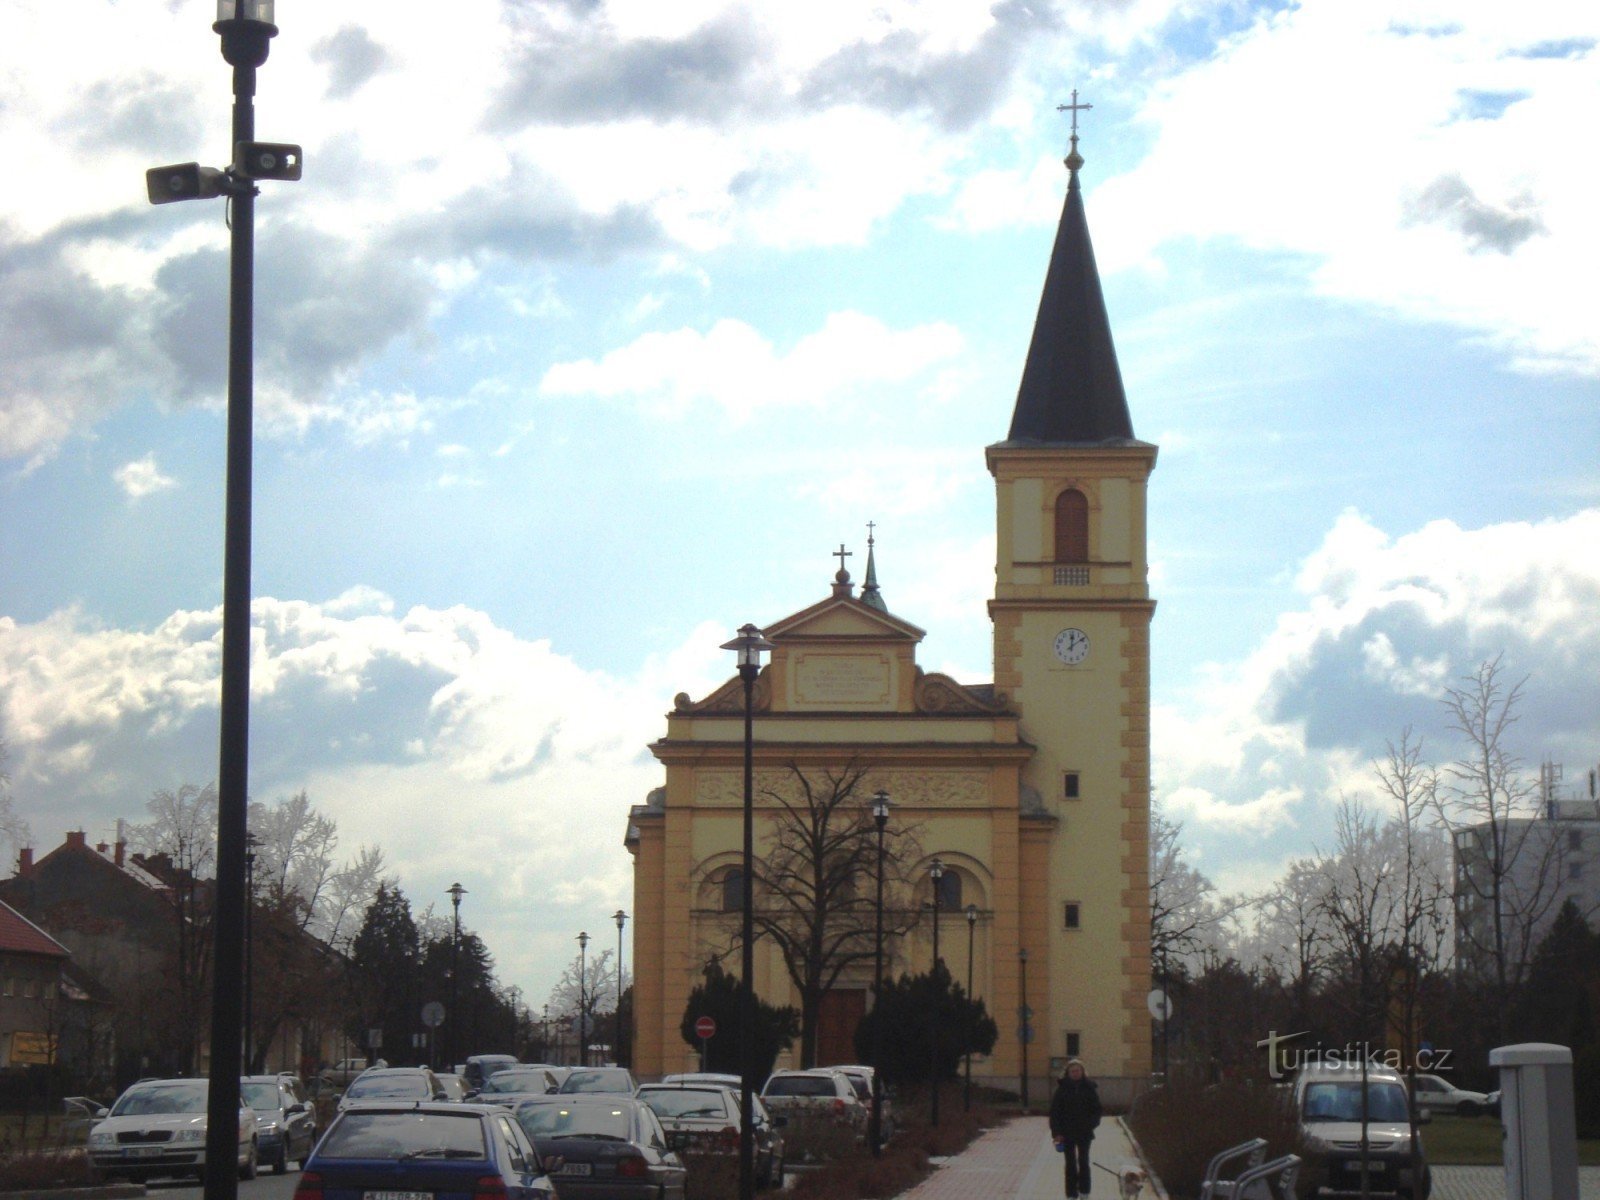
[{"xmin": 1490, "ymin": 1042, "xmax": 1578, "ymax": 1200}]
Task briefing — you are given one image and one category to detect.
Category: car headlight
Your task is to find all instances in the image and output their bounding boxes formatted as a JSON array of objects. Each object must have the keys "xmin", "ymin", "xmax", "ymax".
[
  {"xmin": 259, "ymin": 1121, "xmax": 280, "ymax": 1134},
  {"xmin": 89, "ymin": 1131, "xmax": 115, "ymax": 1148},
  {"xmin": 172, "ymin": 1128, "xmax": 206, "ymax": 1144}
]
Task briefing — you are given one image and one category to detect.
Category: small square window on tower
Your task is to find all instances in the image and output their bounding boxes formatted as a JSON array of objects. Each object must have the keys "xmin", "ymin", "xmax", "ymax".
[
  {"xmin": 1063, "ymin": 902, "xmax": 1081, "ymax": 930},
  {"xmin": 1063, "ymin": 772, "xmax": 1080, "ymax": 800},
  {"xmin": 1065, "ymin": 1031, "xmax": 1082, "ymax": 1058}
]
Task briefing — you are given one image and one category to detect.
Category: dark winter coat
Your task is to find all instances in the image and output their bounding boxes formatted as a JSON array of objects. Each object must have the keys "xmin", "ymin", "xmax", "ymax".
[{"xmin": 1049, "ymin": 1075, "xmax": 1102, "ymax": 1141}]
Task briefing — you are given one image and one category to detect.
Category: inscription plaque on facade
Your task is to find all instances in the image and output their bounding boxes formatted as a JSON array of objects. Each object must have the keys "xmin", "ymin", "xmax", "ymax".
[{"xmin": 793, "ymin": 652, "xmax": 892, "ymax": 707}]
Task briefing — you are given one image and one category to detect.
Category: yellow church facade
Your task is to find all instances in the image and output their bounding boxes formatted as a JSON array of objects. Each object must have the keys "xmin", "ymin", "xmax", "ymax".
[{"xmin": 627, "ymin": 139, "xmax": 1155, "ymax": 1100}]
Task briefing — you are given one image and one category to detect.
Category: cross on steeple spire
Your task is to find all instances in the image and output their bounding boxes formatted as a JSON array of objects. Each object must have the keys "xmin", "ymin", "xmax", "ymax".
[{"xmin": 1056, "ymin": 88, "xmax": 1091, "ymax": 173}]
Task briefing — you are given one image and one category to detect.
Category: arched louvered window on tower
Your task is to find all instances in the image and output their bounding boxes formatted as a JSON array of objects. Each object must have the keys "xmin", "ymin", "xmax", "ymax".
[{"xmin": 1054, "ymin": 488, "xmax": 1089, "ymax": 563}]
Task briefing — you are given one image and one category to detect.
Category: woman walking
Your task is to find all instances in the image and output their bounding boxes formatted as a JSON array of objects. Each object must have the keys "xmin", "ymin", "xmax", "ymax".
[{"xmin": 1049, "ymin": 1058, "xmax": 1102, "ymax": 1198}]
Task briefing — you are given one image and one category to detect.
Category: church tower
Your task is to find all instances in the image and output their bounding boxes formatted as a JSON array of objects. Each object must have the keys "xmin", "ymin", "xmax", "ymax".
[{"xmin": 986, "ymin": 113, "xmax": 1156, "ymax": 1081}]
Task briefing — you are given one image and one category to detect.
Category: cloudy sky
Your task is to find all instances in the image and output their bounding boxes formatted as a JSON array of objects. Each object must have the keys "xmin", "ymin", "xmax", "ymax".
[{"xmin": 2, "ymin": 0, "xmax": 1597, "ymax": 1011}]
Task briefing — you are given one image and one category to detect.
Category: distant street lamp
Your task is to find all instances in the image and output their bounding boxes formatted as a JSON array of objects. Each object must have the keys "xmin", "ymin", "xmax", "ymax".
[
  {"xmin": 721, "ymin": 622, "xmax": 773, "ymax": 1200},
  {"xmin": 577, "ymin": 931, "xmax": 591, "ymax": 1067},
  {"xmin": 869, "ymin": 789, "xmax": 891, "ymax": 1157},
  {"xmin": 929, "ymin": 858, "xmax": 945, "ymax": 1127},
  {"xmin": 614, "ymin": 910, "xmax": 628, "ymax": 1067},
  {"xmin": 147, "ymin": 7, "xmax": 304, "ymax": 1195},
  {"xmin": 965, "ymin": 903, "xmax": 978, "ymax": 1112},
  {"xmin": 448, "ymin": 883, "xmax": 467, "ymax": 1067},
  {"xmin": 1019, "ymin": 947, "xmax": 1031, "ymax": 1111}
]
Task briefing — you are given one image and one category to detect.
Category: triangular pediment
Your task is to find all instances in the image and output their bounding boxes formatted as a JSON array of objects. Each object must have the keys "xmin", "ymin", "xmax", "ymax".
[{"xmin": 764, "ymin": 596, "xmax": 925, "ymax": 643}]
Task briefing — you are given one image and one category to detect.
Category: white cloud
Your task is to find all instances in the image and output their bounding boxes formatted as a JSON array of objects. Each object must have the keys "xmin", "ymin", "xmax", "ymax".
[
  {"xmin": 538, "ymin": 311, "xmax": 964, "ymax": 421},
  {"xmin": 113, "ymin": 454, "xmax": 178, "ymax": 500}
]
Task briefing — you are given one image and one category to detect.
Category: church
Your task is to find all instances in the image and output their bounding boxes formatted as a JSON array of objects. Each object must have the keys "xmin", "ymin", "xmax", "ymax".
[{"xmin": 626, "ymin": 127, "xmax": 1156, "ymax": 1103}]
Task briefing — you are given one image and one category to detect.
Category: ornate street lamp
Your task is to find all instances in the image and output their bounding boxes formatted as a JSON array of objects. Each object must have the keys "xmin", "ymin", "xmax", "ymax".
[
  {"xmin": 614, "ymin": 909, "xmax": 628, "ymax": 1067},
  {"xmin": 577, "ymin": 931, "xmax": 591, "ymax": 1067},
  {"xmin": 448, "ymin": 883, "xmax": 467, "ymax": 1068},
  {"xmin": 929, "ymin": 858, "xmax": 945, "ymax": 1127},
  {"xmin": 148, "ymin": 8, "xmax": 302, "ymax": 1196},
  {"xmin": 720, "ymin": 623, "xmax": 773, "ymax": 1200},
  {"xmin": 965, "ymin": 903, "xmax": 978, "ymax": 1111},
  {"xmin": 869, "ymin": 789, "xmax": 890, "ymax": 1156}
]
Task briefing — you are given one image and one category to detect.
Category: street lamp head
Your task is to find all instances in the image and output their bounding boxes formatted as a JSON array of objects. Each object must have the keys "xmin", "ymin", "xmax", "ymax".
[
  {"xmin": 614, "ymin": 909, "xmax": 627, "ymax": 931},
  {"xmin": 448, "ymin": 882, "xmax": 467, "ymax": 908},
  {"xmin": 966, "ymin": 903, "xmax": 978, "ymax": 926},
  {"xmin": 930, "ymin": 857, "xmax": 945, "ymax": 881},
  {"xmin": 720, "ymin": 623, "xmax": 776, "ymax": 671},
  {"xmin": 577, "ymin": 930, "xmax": 590, "ymax": 951},
  {"xmin": 214, "ymin": 0, "xmax": 277, "ymax": 68},
  {"xmin": 1019, "ymin": 947, "xmax": 1029, "ymax": 963},
  {"xmin": 871, "ymin": 788, "xmax": 891, "ymax": 825}
]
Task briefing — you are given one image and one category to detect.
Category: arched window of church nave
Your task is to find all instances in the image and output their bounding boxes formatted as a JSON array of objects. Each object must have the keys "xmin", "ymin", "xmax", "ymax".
[
  {"xmin": 1054, "ymin": 488, "xmax": 1089, "ymax": 562},
  {"xmin": 720, "ymin": 868, "xmax": 744, "ymax": 914}
]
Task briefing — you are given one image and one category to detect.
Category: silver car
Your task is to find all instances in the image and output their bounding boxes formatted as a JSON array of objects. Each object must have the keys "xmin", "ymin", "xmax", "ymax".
[{"xmin": 88, "ymin": 1078, "xmax": 260, "ymax": 1183}]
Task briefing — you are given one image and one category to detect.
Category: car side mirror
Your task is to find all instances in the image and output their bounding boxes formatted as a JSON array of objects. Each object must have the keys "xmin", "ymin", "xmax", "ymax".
[
  {"xmin": 96, "ymin": 1107, "xmax": 109, "ymax": 1119},
  {"xmin": 465, "ymin": 1090, "xmax": 480, "ymax": 1100},
  {"xmin": 546, "ymin": 1085, "xmax": 559, "ymax": 1094},
  {"xmin": 286, "ymin": 1102, "xmax": 308, "ymax": 1115}
]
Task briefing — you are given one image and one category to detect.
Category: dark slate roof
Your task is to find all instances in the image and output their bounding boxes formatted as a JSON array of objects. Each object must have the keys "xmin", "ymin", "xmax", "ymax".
[{"xmin": 1006, "ymin": 161, "xmax": 1135, "ymax": 445}]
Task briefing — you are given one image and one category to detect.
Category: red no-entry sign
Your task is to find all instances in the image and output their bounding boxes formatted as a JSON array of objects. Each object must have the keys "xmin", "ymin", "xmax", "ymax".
[{"xmin": 695, "ymin": 1016, "xmax": 717, "ymax": 1040}]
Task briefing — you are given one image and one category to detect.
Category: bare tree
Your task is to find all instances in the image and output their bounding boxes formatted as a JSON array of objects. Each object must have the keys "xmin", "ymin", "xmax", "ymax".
[
  {"xmin": 0, "ymin": 739, "xmax": 33, "ymax": 868},
  {"xmin": 1431, "ymin": 657, "xmax": 1564, "ymax": 1037},
  {"xmin": 1151, "ymin": 805, "xmax": 1244, "ymax": 972},
  {"xmin": 249, "ymin": 790, "xmax": 390, "ymax": 947},
  {"xmin": 1256, "ymin": 857, "xmax": 1332, "ymax": 1027},
  {"xmin": 748, "ymin": 761, "xmax": 923, "ymax": 1068},
  {"xmin": 1316, "ymin": 797, "xmax": 1403, "ymax": 1038}
]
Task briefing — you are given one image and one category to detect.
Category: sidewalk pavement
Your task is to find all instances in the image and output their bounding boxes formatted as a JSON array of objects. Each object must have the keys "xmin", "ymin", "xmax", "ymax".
[
  {"xmin": 893, "ymin": 1114, "xmax": 1164, "ymax": 1200},
  {"xmin": 888, "ymin": 1115, "xmax": 1600, "ymax": 1200}
]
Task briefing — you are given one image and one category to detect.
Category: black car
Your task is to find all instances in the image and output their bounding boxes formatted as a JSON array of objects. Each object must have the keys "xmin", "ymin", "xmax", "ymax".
[
  {"xmin": 241, "ymin": 1074, "xmax": 318, "ymax": 1174},
  {"xmin": 512, "ymin": 1095, "xmax": 686, "ymax": 1200},
  {"xmin": 296, "ymin": 1101, "xmax": 554, "ymax": 1200},
  {"xmin": 337, "ymin": 1067, "xmax": 449, "ymax": 1110},
  {"xmin": 472, "ymin": 1067, "xmax": 565, "ymax": 1104}
]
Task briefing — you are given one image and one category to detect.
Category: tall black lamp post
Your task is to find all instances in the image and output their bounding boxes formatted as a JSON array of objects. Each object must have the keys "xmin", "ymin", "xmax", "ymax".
[
  {"xmin": 721, "ymin": 623, "xmax": 773, "ymax": 1200},
  {"xmin": 964, "ymin": 903, "xmax": 978, "ymax": 1111},
  {"xmin": 869, "ymin": 788, "xmax": 890, "ymax": 1156},
  {"xmin": 146, "ymin": 8, "xmax": 301, "ymax": 1197},
  {"xmin": 1019, "ymin": 947, "xmax": 1031, "ymax": 1111},
  {"xmin": 577, "ymin": 931, "xmax": 591, "ymax": 1067},
  {"xmin": 928, "ymin": 858, "xmax": 944, "ymax": 1127},
  {"xmin": 614, "ymin": 909, "xmax": 628, "ymax": 1067},
  {"xmin": 448, "ymin": 883, "xmax": 466, "ymax": 1067}
]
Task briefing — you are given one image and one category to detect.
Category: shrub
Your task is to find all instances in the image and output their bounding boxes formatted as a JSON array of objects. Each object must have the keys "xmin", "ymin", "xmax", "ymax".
[
  {"xmin": 681, "ymin": 1150, "xmax": 740, "ymax": 1200},
  {"xmin": 0, "ymin": 1147, "xmax": 97, "ymax": 1190},
  {"xmin": 1126, "ymin": 1072, "xmax": 1303, "ymax": 1198},
  {"xmin": 779, "ymin": 1111, "xmax": 862, "ymax": 1163}
]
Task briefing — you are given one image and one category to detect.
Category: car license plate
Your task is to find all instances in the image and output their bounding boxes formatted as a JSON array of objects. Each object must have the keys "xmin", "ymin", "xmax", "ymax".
[
  {"xmin": 1347, "ymin": 1160, "xmax": 1386, "ymax": 1172},
  {"xmin": 128, "ymin": 1147, "xmax": 165, "ymax": 1158},
  {"xmin": 558, "ymin": 1163, "xmax": 592, "ymax": 1176},
  {"xmin": 365, "ymin": 1191, "xmax": 432, "ymax": 1200}
]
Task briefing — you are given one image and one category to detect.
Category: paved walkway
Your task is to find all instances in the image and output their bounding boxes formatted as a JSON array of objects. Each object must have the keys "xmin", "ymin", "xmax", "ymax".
[
  {"xmin": 894, "ymin": 1115, "xmax": 1162, "ymax": 1200},
  {"xmin": 889, "ymin": 1116, "xmax": 1600, "ymax": 1199}
]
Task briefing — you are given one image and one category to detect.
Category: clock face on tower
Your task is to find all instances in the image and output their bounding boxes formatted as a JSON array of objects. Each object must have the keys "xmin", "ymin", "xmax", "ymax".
[{"xmin": 1053, "ymin": 627, "xmax": 1090, "ymax": 664}]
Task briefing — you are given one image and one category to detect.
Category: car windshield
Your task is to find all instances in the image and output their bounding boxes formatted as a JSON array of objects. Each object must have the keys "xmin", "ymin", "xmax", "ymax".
[
  {"xmin": 241, "ymin": 1083, "xmax": 282, "ymax": 1111},
  {"xmin": 482, "ymin": 1071, "xmax": 546, "ymax": 1094},
  {"xmin": 1302, "ymin": 1081, "xmax": 1410, "ymax": 1123},
  {"xmin": 639, "ymin": 1089, "xmax": 730, "ymax": 1119},
  {"xmin": 559, "ymin": 1070, "xmax": 632, "ymax": 1093},
  {"xmin": 516, "ymin": 1102, "xmax": 632, "ymax": 1141},
  {"xmin": 347, "ymin": 1074, "xmax": 430, "ymax": 1100},
  {"xmin": 111, "ymin": 1082, "xmax": 209, "ymax": 1116},
  {"xmin": 319, "ymin": 1111, "xmax": 487, "ymax": 1161},
  {"xmin": 764, "ymin": 1076, "xmax": 834, "ymax": 1097}
]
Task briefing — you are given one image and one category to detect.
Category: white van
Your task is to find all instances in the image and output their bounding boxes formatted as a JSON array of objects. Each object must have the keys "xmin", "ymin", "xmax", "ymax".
[{"xmin": 1294, "ymin": 1063, "xmax": 1431, "ymax": 1198}]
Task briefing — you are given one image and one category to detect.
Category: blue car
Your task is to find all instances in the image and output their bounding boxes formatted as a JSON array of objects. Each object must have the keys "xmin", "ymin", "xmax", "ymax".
[{"xmin": 294, "ymin": 1102, "xmax": 555, "ymax": 1200}]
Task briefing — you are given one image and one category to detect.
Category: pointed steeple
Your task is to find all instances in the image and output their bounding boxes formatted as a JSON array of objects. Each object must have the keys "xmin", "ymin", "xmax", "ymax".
[
  {"xmin": 860, "ymin": 522, "xmax": 887, "ymax": 612},
  {"xmin": 1006, "ymin": 98, "xmax": 1135, "ymax": 445}
]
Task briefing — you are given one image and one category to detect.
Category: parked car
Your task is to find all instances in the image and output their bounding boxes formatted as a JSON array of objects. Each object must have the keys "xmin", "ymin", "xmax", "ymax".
[
  {"xmin": 436, "ymin": 1073, "xmax": 468, "ymax": 1102},
  {"xmin": 1295, "ymin": 1063, "xmax": 1431, "ymax": 1198},
  {"xmin": 295, "ymin": 1100, "xmax": 554, "ymax": 1200},
  {"xmin": 320, "ymin": 1057, "xmax": 383, "ymax": 1089},
  {"xmin": 472, "ymin": 1066, "xmax": 566, "ymax": 1104},
  {"xmin": 1409, "ymin": 1073, "xmax": 1490, "ymax": 1117},
  {"xmin": 557, "ymin": 1066, "xmax": 639, "ymax": 1095},
  {"xmin": 241, "ymin": 1074, "xmax": 318, "ymax": 1174},
  {"xmin": 336, "ymin": 1066, "xmax": 449, "ymax": 1111},
  {"xmin": 759, "ymin": 1068, "xmax": 867, "ymax": 1136},
  {"xmin": 826, "ymin": 1064, "xmax": 894, "ymax": 1141},
  {"xmin": 462, "ymin": 1054, "xmax": 521, "ymax": 1093},
  {"xmin": 88, "ymin": 1077, "xmax": 260, "ymax": 1183},
  {"xmin": 636, "ymin": 1082, "xmax": 786, "ymax": 1189},
  {"xmin": 661, "ymin": 1072, "xmax": 743, "ymax": 1088},
  {"xmin": 511, "ymin": 1095, "xmax": 686, "ymax": 1200}
]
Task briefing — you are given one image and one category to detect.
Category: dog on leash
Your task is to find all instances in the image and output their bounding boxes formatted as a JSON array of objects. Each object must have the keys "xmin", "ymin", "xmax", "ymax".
[{"xmin": 1093, "ymin": 1161, "xmax": 1148, "ymax": 1198}]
